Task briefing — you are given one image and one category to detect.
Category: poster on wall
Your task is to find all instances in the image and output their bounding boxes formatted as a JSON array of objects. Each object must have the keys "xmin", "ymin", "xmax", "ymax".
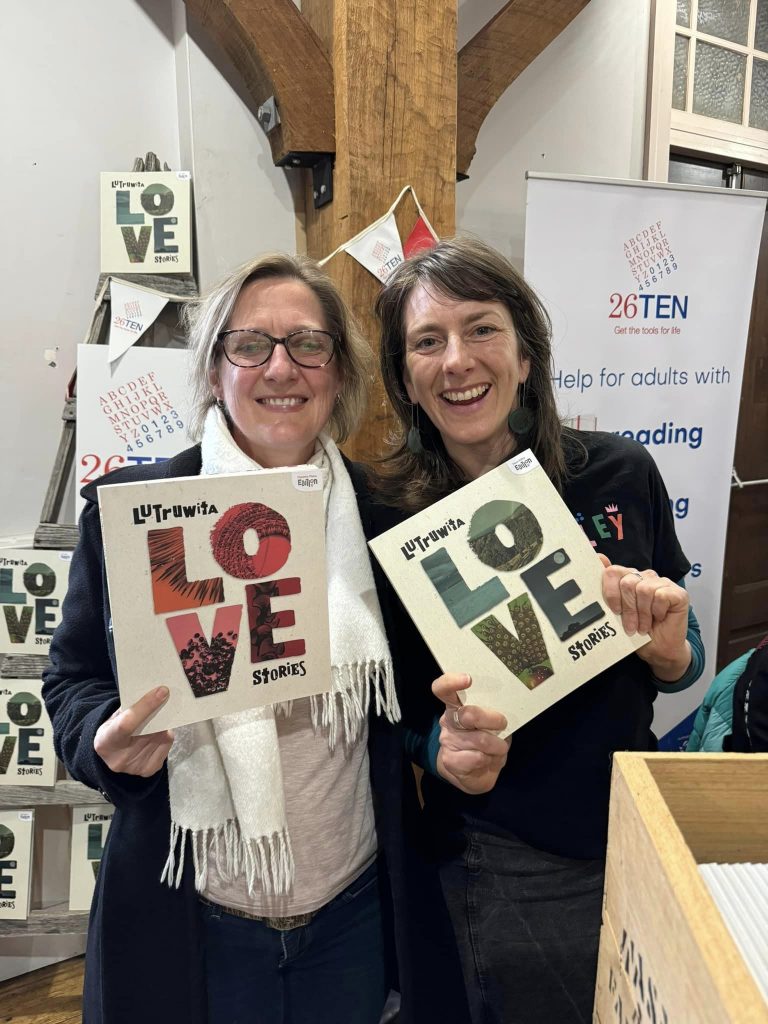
[
  {"xmin": 0, "ymin": 681, "xmax": 56, "ymax": 787},
  {"xmin": 69, "ymin": 804, "xmax": 114, "ymax": 912},
  {"xmin": 75, "ymin": 344, "xmax": 192, "ymax": 517},
  {"xmin": 0, "ymin": 810, "xmax": 34, "ymax": 920},
  {"xmin": 98, "ymin": 468, "xmax": 332, "ymax": 733},
  {"xmin": 100, "ymin": 171, "xmax": 192, "ymax": 274},
  {"xmin": 524, "ymin": 173, "xmax": 765, "ymax": 747},
  {"xmin": 0, "ymin": 550, "xmax": 71, "ymax": 656},
  {"xmin": 369, "ymin": 450, "xmax": 647, "ymax": 737}
]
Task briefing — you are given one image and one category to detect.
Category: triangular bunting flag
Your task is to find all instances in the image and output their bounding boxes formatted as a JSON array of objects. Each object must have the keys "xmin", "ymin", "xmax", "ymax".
[
  {"xmin": 343, "ymin": 211, "xmax": 405, "ymax": 283},
  {"xmin": 319, "ymin": 185, "xmax": 439, "ymax": 283},
  {"xmin": 403, "ymin": 215, "xmax": 438, "ymax": 257},
  {"xmin": 108, "ymin": 280, "xmax": 170, "ymax": 363}
]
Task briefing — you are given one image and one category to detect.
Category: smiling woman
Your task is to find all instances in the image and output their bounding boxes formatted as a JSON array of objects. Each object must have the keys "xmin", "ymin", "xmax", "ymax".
[
  {"xmin": 375, "ymin": 238, "xmax": 570, "ymax": 511},
  {"xmin": 359, "ymin": 236, "xmax": 705, "ymax": 1024},
  {"xmin": 185, "ymin": 253, "xmax": 370, "ymax": 454},
  {"xmin": 41, "ymin": 253, "xmax": 471, "ymax": 1024},
  {"xmin": 208, "ymin": 276, "xmax": 341, "ymax": 467},
  {"xmin": 402, "ymin": 288, "xmax": 530, "ymax": 479}
]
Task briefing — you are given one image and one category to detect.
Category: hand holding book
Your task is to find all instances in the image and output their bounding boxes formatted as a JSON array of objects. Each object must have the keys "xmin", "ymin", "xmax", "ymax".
[
  {"xmin": 98, "ymin": 469, "xmax": 331, "ymax": 733},
  {"xmin": 368, "ymin": 452, "xmax": 652, "ymax": 739},
  {"xmin": 598, "ymin": 555, "xmax": 692, "ymax": 684},
  {"xmin": 94, "ymin": 686, "xmax": 174, "ymax": 778},
  {"xmin": 429, "ymin": 558, "xmax": 693, "ymax": 798},
  {"xmin": 432, "ymin": 672, "xmax": 511, "ymax": 796}
]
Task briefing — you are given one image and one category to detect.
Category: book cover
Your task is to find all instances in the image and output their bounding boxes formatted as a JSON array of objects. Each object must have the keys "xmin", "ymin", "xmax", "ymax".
[
  {"xmin": 0, "ymin": 549, "xmax": 71, "ymax": 656},
  {"xmin": 369, "ymin": 450, "xmax": 648, "ymax": 737},
  {"xmin": 69, "ymin": 804, "xmax": 114, "ymax": 912},
  {"xmin": 100, "ymin": 171, "xmax": 192, "ymax": 274},
  {"xmin": 98, "ymin": 469, "xmax": 332, "ymax": 733},
  {"xmin": 76, "ymin": 344, "xmax": 193, "ymax": 517},
  {"xmin": 0, "ymin": 680, "xmax": 57, "ymax": 787},
  {"xmin": 0, "ymin": 810, "xmax": 34, "ymax": 920}
]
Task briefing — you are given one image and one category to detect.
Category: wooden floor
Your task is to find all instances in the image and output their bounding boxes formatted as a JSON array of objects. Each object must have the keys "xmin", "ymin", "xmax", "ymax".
[{"xmin": 0, "ymin": 957, "xmax": 84, "ymax": 1024}]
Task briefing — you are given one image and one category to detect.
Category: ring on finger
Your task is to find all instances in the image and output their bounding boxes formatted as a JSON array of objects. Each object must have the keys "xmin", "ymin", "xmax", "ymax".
[
  {"xmin": 452, "ymin": 707, "xmax": 467, "ymax": 731},
  {"xmin": 624, "ymin": 569, "xmax": 643, "ymax": 580}
]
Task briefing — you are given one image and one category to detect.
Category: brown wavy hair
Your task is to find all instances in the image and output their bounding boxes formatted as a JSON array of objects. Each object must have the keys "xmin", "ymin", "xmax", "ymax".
[{"xmin": 374, "ymin": 236, "xmax": 583, "ymax": 510}]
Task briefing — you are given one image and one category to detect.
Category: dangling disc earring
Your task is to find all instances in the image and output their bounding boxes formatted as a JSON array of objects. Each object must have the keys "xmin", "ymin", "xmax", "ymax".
[
  {"xmin": 407, "ymin": 402, "xmax": 424, "ymax": 455},
  {"xmin": 507, "ymin": 380, "xmax": 535, "ymax": 435}
]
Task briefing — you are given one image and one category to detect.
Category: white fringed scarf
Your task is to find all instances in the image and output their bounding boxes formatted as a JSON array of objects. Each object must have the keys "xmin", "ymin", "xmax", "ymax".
[{"xmin": 162, "ymin": 406, "xmax": 399, "ymax": 896}]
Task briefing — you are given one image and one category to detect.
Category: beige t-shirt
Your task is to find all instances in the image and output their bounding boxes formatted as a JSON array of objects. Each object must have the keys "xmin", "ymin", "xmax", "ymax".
[{"xmin": 202, "ymin": 696, "xmax": 377, "ymax": 916}]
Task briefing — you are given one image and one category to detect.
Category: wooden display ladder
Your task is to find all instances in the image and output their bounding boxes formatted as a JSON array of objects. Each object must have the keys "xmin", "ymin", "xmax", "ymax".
[{"xmin": 0, "ymin": 152, "xmax": 197, "ymax": 940}]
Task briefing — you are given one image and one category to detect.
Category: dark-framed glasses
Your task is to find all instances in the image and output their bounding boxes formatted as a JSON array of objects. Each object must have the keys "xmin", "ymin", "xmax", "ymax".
[{"xmin": 218, "ymin": 329, "xmax": 337, "ymax": 369}]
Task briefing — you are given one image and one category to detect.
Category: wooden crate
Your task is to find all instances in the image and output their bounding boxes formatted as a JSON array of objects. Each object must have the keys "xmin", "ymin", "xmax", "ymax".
[{"xmin": 595, "ymin": 753, "xmax": 768, "ymax": 1024}]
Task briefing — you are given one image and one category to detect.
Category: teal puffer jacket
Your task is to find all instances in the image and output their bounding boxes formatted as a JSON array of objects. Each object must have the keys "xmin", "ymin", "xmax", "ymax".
[{"xmin": 687, "ymin": 650, "xmax": 754, "ymax": 752}]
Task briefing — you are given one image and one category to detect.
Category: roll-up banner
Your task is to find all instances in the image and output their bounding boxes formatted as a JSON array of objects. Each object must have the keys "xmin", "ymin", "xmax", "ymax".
[{"xmin": 524, "ymin": 173, "xmax": 766, "ymax": 748}]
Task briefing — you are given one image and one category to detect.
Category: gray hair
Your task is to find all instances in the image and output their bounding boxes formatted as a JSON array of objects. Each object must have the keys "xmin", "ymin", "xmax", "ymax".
[{"xmin": 184, "ymin": 252, "xmax": 372, "ymax": 443}]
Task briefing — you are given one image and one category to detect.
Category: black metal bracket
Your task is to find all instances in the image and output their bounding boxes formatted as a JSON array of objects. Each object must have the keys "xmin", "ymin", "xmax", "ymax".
[
  {"xmin": 311, "ymin": 156, "xmax": 334, "ymax": 208},
  {"xmin": 277, "ymin": 151, "xmax": 335, "ymax": 209}
]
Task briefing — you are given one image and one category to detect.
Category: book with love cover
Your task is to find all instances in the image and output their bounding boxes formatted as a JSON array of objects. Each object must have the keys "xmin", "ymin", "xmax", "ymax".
[
  {"xmin": 0, "ymin": 680, "xmax": 57, "ymax": 787},
  {"xmin": 98, "ymin": 468, "xmax": 331, "ymax": 734},
  {"xmin": 0, "ymin": 810, "xmax": 34, "ymax": 920},
  {"xmin": 69, "ymin": 804, "xmax": 115, "ymax": 912},
  {"xmin": 100, "ymin": 171, "xmax": 192, "ymax": 274},
  {"xmin": 368, "ymin": 450, "xmax": 648, "ymax": 737},
  {"xmin": 0, "ymin": 549, "xmax": 71, "ymax": 656}
]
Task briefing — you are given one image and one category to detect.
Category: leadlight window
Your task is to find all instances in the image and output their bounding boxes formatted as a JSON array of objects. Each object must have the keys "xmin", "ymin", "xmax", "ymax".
[{"xmin": 673, "ymin": 0, "xmax": 768, "ymax": 130}]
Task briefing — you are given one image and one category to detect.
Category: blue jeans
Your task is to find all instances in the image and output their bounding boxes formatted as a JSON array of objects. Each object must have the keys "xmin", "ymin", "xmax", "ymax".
[
  {"xmin": 199, "ymin": 861, "xmax": 389, "ymax": 1024},
  {"xmin": 439, "ymin": 829, "xmax": 605, "ymax": 1024}
]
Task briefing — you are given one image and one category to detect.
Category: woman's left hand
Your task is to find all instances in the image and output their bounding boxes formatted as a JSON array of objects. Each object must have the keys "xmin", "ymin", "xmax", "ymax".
[{"xmin": 598, "ymin": 555, "xmax": 691, "ymax": 683}]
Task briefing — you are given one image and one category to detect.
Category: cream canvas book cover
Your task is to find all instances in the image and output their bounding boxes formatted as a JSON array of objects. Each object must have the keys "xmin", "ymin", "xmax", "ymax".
[
  {"xmin": 0, "ymin": 681, "xmax": 56, "ymax": 787},
  {"xmin": 0, "ymin": 810, "xmax": 34, "ymax": 920},
  {"xmin": 369, "ymin": 450, "xmax": 648, "ymax": 737},
  {"xmin": 0, "ymin": 549, "xmax": 71, "ymax": 656},
  {"xmin": 69, "ymin": 804, "xmax": 114, "ymax": 912},
  {"xmin": 76, "ymin": 344, "xmax": 193, "ymax": 516},
  {"xmin": 100, "ymin": 171, "xmax": 192, "ymax": 274},
  {"xmin": 98, "ymin": 469, "xmax": 332, "ymax": 733}
]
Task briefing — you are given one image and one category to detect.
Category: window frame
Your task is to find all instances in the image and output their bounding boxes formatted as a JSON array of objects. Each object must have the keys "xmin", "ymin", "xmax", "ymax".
[{"xmin": 645, "ymin": 0, "xmax": 768, "ymax": 179}]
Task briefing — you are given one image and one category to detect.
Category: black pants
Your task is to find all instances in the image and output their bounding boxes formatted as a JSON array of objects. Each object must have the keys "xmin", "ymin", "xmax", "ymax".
[{"xmin": 438, "ymin": 829, "xmax": 604, "ymax": 1024}]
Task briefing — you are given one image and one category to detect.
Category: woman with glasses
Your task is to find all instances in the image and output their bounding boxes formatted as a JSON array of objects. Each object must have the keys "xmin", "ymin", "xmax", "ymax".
[{"xmin": 43, "ymin": 253, "xmax": 465, "ymax": 1024}]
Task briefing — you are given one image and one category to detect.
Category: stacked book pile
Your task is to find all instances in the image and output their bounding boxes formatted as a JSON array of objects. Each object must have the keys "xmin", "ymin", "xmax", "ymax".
[{"xmin": 699, "ymin": 861, "xmax": 768, "ymax": 1004}]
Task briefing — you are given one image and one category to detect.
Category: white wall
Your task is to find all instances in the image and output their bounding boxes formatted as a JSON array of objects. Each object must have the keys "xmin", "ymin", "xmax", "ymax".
[
  {"xmin": 456, "ymin": 0, "xmax": 652, "ymax": 267},
  {"xmin": 0, "ymin": 0, "xmax": 298, "ymax": 541},
  {"xmin": 172, "ymin": 1, "xmax": 299, "ymax": 290},
  {"xmin": 1, "ymin": 1, "xmax": 181, "ymax": 538}
]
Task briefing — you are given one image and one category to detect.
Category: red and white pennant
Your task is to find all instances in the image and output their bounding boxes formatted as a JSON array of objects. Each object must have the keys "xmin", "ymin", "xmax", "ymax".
[{"xmin": 318, "ymin": 185, "xmax": 438, "ymax": 283}]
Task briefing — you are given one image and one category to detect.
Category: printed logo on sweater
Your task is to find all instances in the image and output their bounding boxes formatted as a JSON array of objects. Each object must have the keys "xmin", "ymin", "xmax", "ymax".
[{"xmin": 574, "ymin": 503, "xmax": 624, "ymax": 548}]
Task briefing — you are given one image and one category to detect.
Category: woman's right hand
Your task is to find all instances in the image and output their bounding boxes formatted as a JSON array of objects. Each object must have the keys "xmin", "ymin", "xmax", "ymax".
[
  {"xmin": 432, "ymin": 673, "xmax": 510, "ymax": 795},
  {"xmin": 94, "ymin": 686, "xmax": 174, "ymax": 778}
]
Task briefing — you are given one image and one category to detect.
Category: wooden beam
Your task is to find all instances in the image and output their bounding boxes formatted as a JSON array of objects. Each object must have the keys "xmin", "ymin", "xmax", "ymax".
[
  {"xmin": 457, "ymin": 0, "xmax": 590, "ymax": 177},
  {"xmin": 302, "ymin": 0, "xmax": 457, "ymax": 460},
  {"xmin": 184, "ymin": 0, "xmax": 335, "ymax": 164}
]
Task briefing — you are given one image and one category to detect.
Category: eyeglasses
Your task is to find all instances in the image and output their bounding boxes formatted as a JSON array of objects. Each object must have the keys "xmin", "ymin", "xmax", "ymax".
[{"xmin": 218, "ymin": 329, "xmax": 337, "ymax": 369}]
